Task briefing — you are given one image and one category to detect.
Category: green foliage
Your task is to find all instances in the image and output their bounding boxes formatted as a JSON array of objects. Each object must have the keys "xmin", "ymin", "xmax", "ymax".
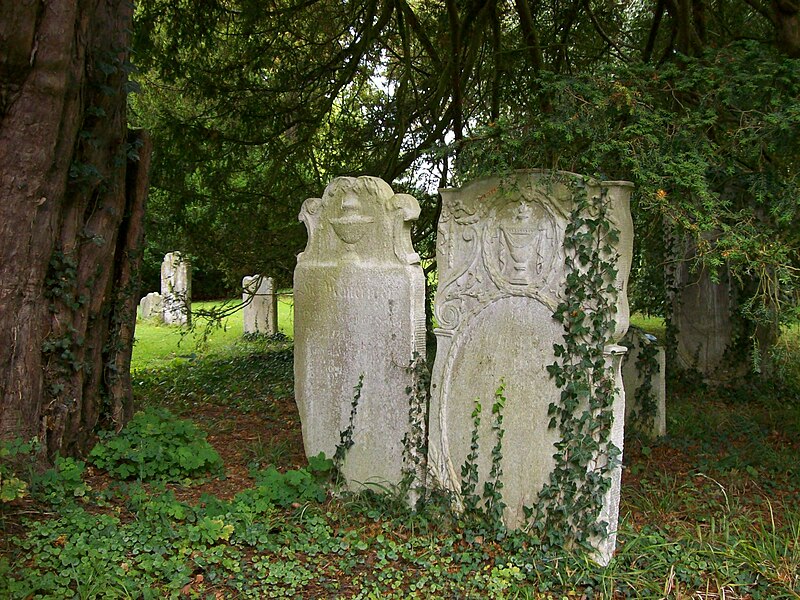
[
  {"xmin": 460, "ymin": 401, "xmax": 482, "ymax": 514},
  {"xmin": 4, "ymin": 338, "xmax": 800, "ymax": 598},
  {"xmin": 401, "ymin": 353, "xmax": 429, "ymax": 502},
  {"xmin": 241, "ymin": 463, "xmax": 329, "ymax": 509},
  {"xmin": 457, "ymin": 382, "xmax": 509, "ymax": 527},
  {"xmin": 31, "ymin": 456, "xmax": 91, "ymax": 505},
  {"xmin": 0, "ymin": 438, "xmax": 37, "ymax": 504},
  {"xmin": 625, "ymin": 329, "xmax": 662, "ymax": 437},
  {"xmin": 483, "ymin": 382, "xmax": 507, "ymax": 525},
  {"xmin": 537, "ymin": 176, "xmax": 621, "ymax": 549},
  {"xmin": 333, "ymin": 374, "xmax": 363, "ymax": 475},
  {"xmin": 89, "ymin": 407, "xmax": 223, "ymax": 481},
  {"xmin": 134, "ymin": 345, "xmax": 294, "ymax": 422}
]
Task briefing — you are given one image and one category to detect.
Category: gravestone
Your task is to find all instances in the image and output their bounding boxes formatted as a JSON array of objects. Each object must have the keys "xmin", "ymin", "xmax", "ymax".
[
  {"xmin": 138, "ymin": 292, "xmax": 163, "ymax": 320},
  {"xmin": 294, "ymin": 176, "xmax": 426, "ymax": 493},
  {"xmin": 161, "ymin": 252, "xmax": 191, "ymax": 325},
  {"xmin": 242, "ymin": 275, "xmax": 278, "ymax": 335},
  {"xmin": 427, "ymin": 170, "xmax": 633, "ymax": 564},
  {"xmin": 621, "ymin": 327, "xmax": 667, "ymax": 439},
  {"xmin": 671, "ymin": 233, "xmax": 735, "ymax": 379}
]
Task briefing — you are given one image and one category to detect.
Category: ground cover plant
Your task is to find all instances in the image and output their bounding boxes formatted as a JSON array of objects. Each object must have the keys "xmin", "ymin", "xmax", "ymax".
[{"xmin": 1, "ymin": 323, "xmax": 799, "ymax": 598}]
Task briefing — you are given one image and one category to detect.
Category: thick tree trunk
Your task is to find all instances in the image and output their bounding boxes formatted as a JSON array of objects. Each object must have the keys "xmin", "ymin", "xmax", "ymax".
[
  {"xmin": 773, "ymin": 0, "xmax": 800, "ymax": 57},
  {"xmin": 0, "ymin": 0, "xmax": 146, "ymax": 457}
]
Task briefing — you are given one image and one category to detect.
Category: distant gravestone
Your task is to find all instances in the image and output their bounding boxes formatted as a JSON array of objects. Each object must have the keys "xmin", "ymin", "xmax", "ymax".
[
  {"xmin": 671, "ymin": 233, "xmax": 734, "ymax": 379},
  {"xmin": 427, "ymin": 170, "xmax": 633, "ymax": 564},
  {"xmin": 161, "ymin": 252, "xmax": 191, "ymax": 325},
  {"xmin": 294, "ymin": 176, "xmax": 426, "ymax": 493},
  {"xmin": 242, "ymin": 275, "xmax": 278, "ymax": 335},
  {"xmin": 621, "ymin": 327, "xmax": 667, "ymax": 439},
  {"xmin": 138, "ymin": 292, "xmax": 163, "ymax": 320}
]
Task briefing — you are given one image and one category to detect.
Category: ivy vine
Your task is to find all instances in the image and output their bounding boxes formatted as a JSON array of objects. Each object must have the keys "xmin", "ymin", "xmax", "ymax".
[
  {"xmin": 626, "ymin": 329, "xmax": 661, "ymax": 437},
  {"xmin": 536, "ymin": 176, "xmax": 622, "ymax": 550}
]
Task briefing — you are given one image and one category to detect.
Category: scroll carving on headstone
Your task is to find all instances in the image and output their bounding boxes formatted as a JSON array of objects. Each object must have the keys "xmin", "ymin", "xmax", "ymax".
[
  {"xmin": 428, "ymin": 170, "xmax": 634, "ymax": 565},
  {"xmin": 293, "ymin": 176, "xmax": 426, "ymax": 494}
]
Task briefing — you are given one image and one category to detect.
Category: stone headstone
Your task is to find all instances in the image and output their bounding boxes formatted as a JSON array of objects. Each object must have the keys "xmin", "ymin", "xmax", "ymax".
[
  {"xmin": 242, "ymin": 275, "xmax": 278, "ymax": 335},
  {"xmin": 671, "ymin": 232, "xmax": 735, "ymax": 379},
  {"xmin": 427, "ymin": 170, "xmax": 633, "ymax": 565},
  {"xmin": 138, "ymin": 292, "xmax": 163, "ymax": 320},
  {"xmin": 622, "ymin": 327, "xmax": 667, "ymax": 439},
  {"xmin": 294, "ymin": 176, "xmax": 426, "ymax": 493},
  {"xmin": 161, "ymin": 252, "xmax": 191, "ymax": 325}
]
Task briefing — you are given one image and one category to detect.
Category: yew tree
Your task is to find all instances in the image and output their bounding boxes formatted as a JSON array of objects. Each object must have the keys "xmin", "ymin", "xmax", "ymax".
[
  {"xmin": 0, "ymin": 0, "xmax": 150, "ymax": 456},
  {"xmin": 135, "ymin": 0, "xmax": 799, "ymax": 379}
]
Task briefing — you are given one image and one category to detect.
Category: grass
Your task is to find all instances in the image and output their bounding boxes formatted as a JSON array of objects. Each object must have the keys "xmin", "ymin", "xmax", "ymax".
[
  {"xmin": 131, "ymin": 295, "xmax": 295, "ymax": 370},
  {"xmin": 629, "ymin": 313, "xmax": 666, "ymax": 341}
]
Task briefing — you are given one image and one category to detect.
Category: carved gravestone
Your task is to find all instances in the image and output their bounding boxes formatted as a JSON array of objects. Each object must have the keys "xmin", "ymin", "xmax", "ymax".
[
  {"xmin": 161, "ymin": 252, "xmax": 191, "ymax": 325},
  {"xmin": 621, "ymin": 327, "xmax": 667, "ymax": 439},
  {"xmin": 428, "ymin": 170, "xmax": 633, "ymax": 564},
  {"xmin": 242, "ymin": 275, "xmax": 278, "ymax": 335},
  {"xmin": 138, "ymin": 292, "xmax": 163, "ymax": 320},
  {"xmin": 294, "ymin": 176, "xmax": 426, "ymax": 492}
]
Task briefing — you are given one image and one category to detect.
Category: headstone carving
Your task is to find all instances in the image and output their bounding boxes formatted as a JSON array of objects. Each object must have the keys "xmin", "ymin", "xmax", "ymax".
[
  {"xmin": 138, "ymin": 292, "xmax": 163, "ymax": 320},
  {"xmin": 294, "ymin": 176, "xmax": 426, "ymax": 492},
  {"xmin": 161, "ymin": 252, "xmax": 191, "ymax": 325},
  {"xmin": 428, "ymin": 170, "xmax": 633, "ymax": 564},
  {"xmin": 242, "ymin": 275, "xmax": 278, "ymax": 335},
  {"xmin": 622, "ymin": 327, "xmax": 667, "ymax": 439}
]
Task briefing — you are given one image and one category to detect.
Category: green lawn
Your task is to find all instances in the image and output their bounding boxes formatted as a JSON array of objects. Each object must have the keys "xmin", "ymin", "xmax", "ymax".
[{"xmin": 131, "ymin": 296, "xmax": 295, "ymax": 370}]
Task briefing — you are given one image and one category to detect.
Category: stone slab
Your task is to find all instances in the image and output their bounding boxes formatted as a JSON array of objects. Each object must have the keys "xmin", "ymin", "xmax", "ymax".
[
  {"xmin": 161, "ymin": 252, "xmax": 191, "ymax": 326},
  {"xmin": 242, "ymin": 275, "xmax": 278, "ymax": 335},
  {"xmin": 138, "ymin": 292, "xmax": 163, "ymax": 320},
  {"xmin": 622, "ymin": 327, "xmax": 667, "ymax": 439},
  {"xmin": 428, "ymin": 170, "xmax": 633, "ymax": 564},
  {"xmin": 293, "ymin": 176, "xmax": 426, "ymax": 493}
]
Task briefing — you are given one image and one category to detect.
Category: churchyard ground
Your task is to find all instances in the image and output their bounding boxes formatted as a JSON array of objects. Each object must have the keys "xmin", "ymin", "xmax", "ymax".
[{"xmin": 0, "ymin": 311, "xmax": 798, "ymax": 598}]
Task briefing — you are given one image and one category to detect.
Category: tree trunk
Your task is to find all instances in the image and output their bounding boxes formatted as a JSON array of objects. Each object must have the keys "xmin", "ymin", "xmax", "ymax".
[
  {"xmin": 0, "ymin": 0, "xmax": 147, "ymax": 457},
  {"xmin": 773, "ymin": 0, "xmax": 800, "ymax": 57}
]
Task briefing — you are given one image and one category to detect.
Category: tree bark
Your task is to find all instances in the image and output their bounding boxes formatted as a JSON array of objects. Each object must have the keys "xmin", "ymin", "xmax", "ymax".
[
  {"xmin": 0, "ymin": 0, "xmax": 145, "ymax": 457},
  {"xmin": 773, "ymin": 0, "xmax": 800, "ymax": 57}
]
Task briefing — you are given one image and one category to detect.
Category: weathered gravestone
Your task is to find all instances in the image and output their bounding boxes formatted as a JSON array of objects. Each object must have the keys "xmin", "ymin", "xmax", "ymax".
[
  {"xmin": 161, "ymin": 252, "xmax": 191, "ymax": 325},
  {"xmin": 621, "ymin": 327, "xmax": 666, "ymax": 439},
  {"xmin": 427, "ymin": 170, "xmax": 633, "ymax": 564},
  {"xmin": 138, "ymin": 292, "xmax": 163, "ymax": 320},
  {"xmin": 670, "ymin": 232, "xmax": 735, "ymax": 380},
  {"xmin": 294, "ymin": 176, "xmax": 426, "ymax": 493},
  {"xmin": 242, "ymin": 275, "xmax": 278, "ymax": 335}
]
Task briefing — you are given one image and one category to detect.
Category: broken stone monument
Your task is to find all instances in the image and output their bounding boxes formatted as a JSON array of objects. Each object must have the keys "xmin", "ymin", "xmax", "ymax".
[
  {"xmin": 161, "ymin": 252, "xmax": 191, "ymax": 326},
  {"xmin": 622, "ymin": 327, "xmax": 667, "ymax": 439},
  {"xmin": 294, "ymin": 176, "xmax": 426, "ymax": 493},
  {"xmin": 138, "ymin": 292, "xmax": 163, "ymax": 320},
  {"xmin": 242, "ymin": 275, "xmax": 278, "ymax": 335},
  {"xmin": 427, "ymin": 170, "xmax": 633, "ymax": 565}
]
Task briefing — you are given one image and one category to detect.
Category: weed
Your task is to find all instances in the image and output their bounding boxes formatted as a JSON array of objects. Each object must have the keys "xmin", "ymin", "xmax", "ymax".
[{"xmin": 89, "ymin": 407, "xmax": 223, "ymax": 481}]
